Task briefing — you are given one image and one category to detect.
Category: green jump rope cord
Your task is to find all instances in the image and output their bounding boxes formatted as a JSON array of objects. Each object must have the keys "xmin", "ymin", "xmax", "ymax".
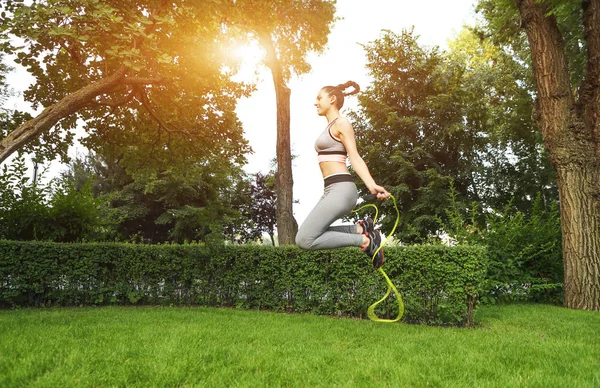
[{"xmin": 354, "ymin": 194, "xmax": 404, "ymax": 323}]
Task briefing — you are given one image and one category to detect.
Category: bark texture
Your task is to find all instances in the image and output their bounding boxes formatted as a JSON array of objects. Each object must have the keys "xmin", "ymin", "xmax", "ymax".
[
  {"xmin": 517, "ymin": 0, "xmax": 600, "ymax": 310},
  {"xmin": 260, "ymin": 32, "xmax": 298, "ymax": 245}
]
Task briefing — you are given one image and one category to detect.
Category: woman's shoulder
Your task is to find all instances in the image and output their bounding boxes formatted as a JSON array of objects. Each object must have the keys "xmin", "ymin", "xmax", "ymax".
[
  {"xmin": 336, "ymin": 116, "xmax": 351, "ymax": 125},
  {"xmin": 332, "ymin": 116, "xmax": 354, "ymax": 133}
]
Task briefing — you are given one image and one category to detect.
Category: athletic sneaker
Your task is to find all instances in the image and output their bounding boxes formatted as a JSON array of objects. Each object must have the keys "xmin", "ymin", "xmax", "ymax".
[
  {"xmin": 362, "ymin": 229, "xmax": 385, "ymax": 270},
  {"xmin": 359, "ymin": 217, "xmax": 375, "ymax": 237}
]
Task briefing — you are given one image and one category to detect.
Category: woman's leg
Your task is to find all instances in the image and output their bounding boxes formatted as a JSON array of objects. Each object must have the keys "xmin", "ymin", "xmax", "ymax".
[
  {"xmin": 326, "ymin": 224, "xmax": 359, "ymax": 234},
  {"xmin": 296, "ymin": 181, "xmax": 363, "ymax": 250}
]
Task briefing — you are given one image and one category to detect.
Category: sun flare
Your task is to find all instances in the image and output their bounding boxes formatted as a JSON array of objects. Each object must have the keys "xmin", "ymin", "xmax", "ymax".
[
  {"xmin": 231, "ymin": 42, "xmax": 264, "ymax": 64},
  {"xmin": 225, "ymin": 41, "xmax": 265, "ymax": 81}
]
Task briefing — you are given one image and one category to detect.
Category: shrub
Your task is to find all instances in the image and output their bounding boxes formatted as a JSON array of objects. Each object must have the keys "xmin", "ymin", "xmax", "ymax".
[
  {"xmin": 439, "ymin": 184, "xmax": 563, "ymax": 305},
  {"xmin": 0, "ymin": 241, "xmax": 487, "ymax": 326},
  {"xmin": 0, "ymin": 157, "xmax": 115, "ymax": 242}
]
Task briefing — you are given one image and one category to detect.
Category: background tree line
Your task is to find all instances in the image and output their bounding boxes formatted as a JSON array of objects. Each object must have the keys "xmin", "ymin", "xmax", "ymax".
[{"xmin": 1, "ymin": 0, "xmax": 598, "ymax": 309}]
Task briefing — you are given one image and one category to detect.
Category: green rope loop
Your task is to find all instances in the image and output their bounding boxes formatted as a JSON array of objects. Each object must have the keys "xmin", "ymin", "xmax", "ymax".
[{"xmin": 354, "ymin": 194, "xmax": 404, "ymax": 323}]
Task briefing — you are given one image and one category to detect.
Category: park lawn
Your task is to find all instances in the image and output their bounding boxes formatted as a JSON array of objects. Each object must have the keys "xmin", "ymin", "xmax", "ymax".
[{"xmin": 0, "ymin": 304, "xmax": 598, "ymax": 387}]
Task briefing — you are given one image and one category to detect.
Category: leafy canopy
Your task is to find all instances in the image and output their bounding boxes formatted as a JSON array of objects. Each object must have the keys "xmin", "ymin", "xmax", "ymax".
[{"xmin": 1, "ymin": 0, "xmax": 251, "ymax": 164}]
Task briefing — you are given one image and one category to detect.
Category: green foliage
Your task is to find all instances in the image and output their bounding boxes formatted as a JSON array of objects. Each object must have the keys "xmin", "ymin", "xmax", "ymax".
[
  {"xmin": 353, "ymin": 27, "xmax": 557, "ymax": 243},
  {"xmin": 352, "ymin": 29, "xmax": 460, "ymax": 243},
  {"xmin": 46, "ymin": 179, "xmax": 110, "ymax": 242},
  {"xmin": 385, "ymin": 244, "xmax": 488, "ymax": 325},
  {"xmin": 84, "ymin": 151, "xmax": 244, "ymax": 244},
  {"xmin": 475, "ymin": 0, "xmax": 585, "ymax": 91},
  {"xmin": 436, "ymin": 181, "xmax": 482, "ymax": 245},
  {"xmin": 0, "ymin": 158, "xmax": 51, "ymax": 241},
  {"xmin": 225, "ymin": 172, "xmax": 277, "ymax": 245},
  {"xmin": 229, "ymin": 0, "xmax": 337, "ymax": 80},
  {"xmin": 447, "ymin": 28, "xmax": 557, "ymax": 211},
  {"xmin": 0, "ymin": 241, "xmax": 488, "ymax": 326},
  {"xmin": 1, "ymin": 0, "xmax": 251, "ymax": 164},
  {"xmin": 0, "ymin": 154, "xmax": 276, "ymax": 246},
  {"xmin": 439, "ymin": 185, "xmax": 563, "ymax": 304},
  {"xmin": 482, "ymin": 195, "xmax": 563, "ymax": 304},
  {"xmin": 0, "ymin": 156, "xmax": 115, "ymax": 242}
]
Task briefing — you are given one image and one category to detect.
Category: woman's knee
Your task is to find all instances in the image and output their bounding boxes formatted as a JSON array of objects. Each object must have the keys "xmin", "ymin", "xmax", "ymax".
[{"xmin": 295, "ymin": 230, "xmax": 315, "ymax": 250}]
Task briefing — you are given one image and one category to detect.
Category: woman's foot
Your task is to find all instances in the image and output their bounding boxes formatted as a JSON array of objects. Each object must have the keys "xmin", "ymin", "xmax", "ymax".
[
  {"xmin": 359, "ymin": 217, "xmax": 375, "ymax": 236},
  {"xmin": 362, "ymin": 229, "xmax": 385, "ymax": 270}
]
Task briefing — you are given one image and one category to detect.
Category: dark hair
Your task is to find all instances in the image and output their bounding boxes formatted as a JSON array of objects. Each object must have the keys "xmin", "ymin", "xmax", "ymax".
[{"xmin": 321, "ymin": 80, "xmax": 360, "ymax": 109}]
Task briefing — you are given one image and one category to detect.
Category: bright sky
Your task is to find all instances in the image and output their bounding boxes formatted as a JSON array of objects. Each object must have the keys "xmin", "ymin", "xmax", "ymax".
[
  {"xmin": 237, "ymin": 0, "xmax": 479, "ymax": 227},
  {"xmin": 3, "ymin": 0, "xmax": 479, "ymax": 230}
]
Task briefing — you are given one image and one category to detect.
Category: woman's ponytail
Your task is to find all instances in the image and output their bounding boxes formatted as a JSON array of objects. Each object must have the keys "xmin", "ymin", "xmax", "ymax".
[
  {"xmin": 336, "ymin": 81, "xmax": 360, "ymax": 96},
  {"xmin": 322, "ymin": 80, "xmax": 360, "ymax": 109}
]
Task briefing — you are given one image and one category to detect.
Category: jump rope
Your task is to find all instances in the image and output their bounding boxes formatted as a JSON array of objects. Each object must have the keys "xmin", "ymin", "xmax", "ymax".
[{"xmin": 353, "ymin": 193, "xmax": 404, "ymax": 323}]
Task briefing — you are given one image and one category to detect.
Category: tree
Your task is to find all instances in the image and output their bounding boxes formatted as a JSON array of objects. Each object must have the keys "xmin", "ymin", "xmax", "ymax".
[
  {"xmin": 224, "ymin": 172, "xmax": 277, "ymax": 245},
  {"xmin": 0, "ymin": 0, "xmax": 250, "ymax": 164},
  {"xmin": 247, "ymin": 172, "xmax": 277, "ymax": 245},
  {"xmin": 226, "ymin": 0, "xmax": 337, "ymax": 245},
  {"xmin": 47, "ymin": 173, "xmax": 111, "ymax": 243},
  {"xmin": 80, "ymin": 148, "xmax": 244, "ymax": 244},
  {"xmin": 353, "ymin": 26, "xmax": 560, "ymax": 243},
  {"xmin": 0, "ymin": 157, "xmax": 51, "ymax": 240},
  {"xmin": 477, "ymin": 0, "xmax": 599, "ymax": 311},
  {"xmin": 0, "ymin": 0, "xmax": 260, "ymax": 244},
  {"xmin": 352, "ymin": 29, "xmax": 480, "ymax": 242},
  {"xmin": 0, "ymin": 155, "xmax": 111, "ymax": 242},
  {"xmin": 447, "ymin": 28, "xmax": 557, "ymax": 212}
]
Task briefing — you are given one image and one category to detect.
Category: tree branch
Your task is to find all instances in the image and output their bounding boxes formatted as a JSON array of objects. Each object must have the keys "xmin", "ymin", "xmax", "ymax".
[
  {"xmin": 58, "ymin": 40, "xmax": 84, "ymax": 67},
  {"xmin": 87, "ymin": 88, "xmax": 138, "ymax": 110},
  {"xmin": 123, "ymin": 76, "xmax": 165, "ymax": 85},
  {"xmin": 137, "ymin": 87, "xmax": 191, "ymax": 137},
  {"xmin": 0, "ymin": 66, "xmax": 128, "ymax": 164},
  {"xmin": 258, "ymin": 30, "xmax": 286, "ymax": 85}
]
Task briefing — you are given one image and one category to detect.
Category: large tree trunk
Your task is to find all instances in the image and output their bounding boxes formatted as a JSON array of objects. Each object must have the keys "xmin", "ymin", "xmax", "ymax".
[
  {"xmin": 557, "ymin": 165, "xmax": 600, "ymax": 309},
  {"xmin": 517, "ymin": 0, "xmax": 600, "ymax": 310},
  {"xmin": 0, "ymin": 67, "xmax": 128, "ymax": 164},
  {"xmin": 260, "ymin": 32, "xmax": 298, "ymax": 245}
]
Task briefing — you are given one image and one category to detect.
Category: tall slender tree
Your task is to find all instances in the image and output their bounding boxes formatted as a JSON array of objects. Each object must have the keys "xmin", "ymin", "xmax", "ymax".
[{"xmin": 226, "ymin": 0, "xmax": 336, "ymax": 245}]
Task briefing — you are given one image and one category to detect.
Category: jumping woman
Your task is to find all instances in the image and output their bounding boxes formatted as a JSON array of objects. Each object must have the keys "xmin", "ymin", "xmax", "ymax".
[{"xmin": 295, "ymin": 81, "xmax": 390, "ymax": 269}]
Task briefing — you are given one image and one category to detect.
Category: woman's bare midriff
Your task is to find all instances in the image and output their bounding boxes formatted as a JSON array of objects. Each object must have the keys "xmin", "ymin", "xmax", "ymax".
[{"xmin": 320, "ymin": 161, "xmax": 349, "ymax": 178}]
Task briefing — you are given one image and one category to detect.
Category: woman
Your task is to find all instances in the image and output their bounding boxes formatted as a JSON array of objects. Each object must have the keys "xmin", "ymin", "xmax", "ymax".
[{"xmin": 295, "ymin": 81, "xmax": 390, "ymax": 269}]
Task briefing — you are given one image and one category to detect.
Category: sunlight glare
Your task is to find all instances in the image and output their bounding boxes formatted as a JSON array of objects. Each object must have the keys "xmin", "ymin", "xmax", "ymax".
[{"xmin": 228, "ymin": 41, "xmax": 265, "ymax": 82}]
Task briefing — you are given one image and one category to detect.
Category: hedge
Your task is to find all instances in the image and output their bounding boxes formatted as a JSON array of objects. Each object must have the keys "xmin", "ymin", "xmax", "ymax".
[{"xmin": 0, "ymin": 240, "xmax": 488, "ymax": 326}]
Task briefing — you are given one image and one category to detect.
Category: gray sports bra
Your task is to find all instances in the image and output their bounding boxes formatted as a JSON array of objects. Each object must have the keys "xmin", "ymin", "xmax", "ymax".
[{"xmin": 314, "ymin": 118, "xmax": 347, "ymax": 156}]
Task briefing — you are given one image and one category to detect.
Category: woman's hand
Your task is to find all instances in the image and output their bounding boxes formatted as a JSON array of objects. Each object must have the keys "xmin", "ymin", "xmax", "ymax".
[{"xmin": 370, "ymin": 184, "xmax": 390, "ymax": 200}]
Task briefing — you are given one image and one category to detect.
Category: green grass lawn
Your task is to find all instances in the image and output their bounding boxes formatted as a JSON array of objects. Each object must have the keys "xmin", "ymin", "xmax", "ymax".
[{"xmin": 0, "ymin": 304, "xmax": 598, "ymax": 387}]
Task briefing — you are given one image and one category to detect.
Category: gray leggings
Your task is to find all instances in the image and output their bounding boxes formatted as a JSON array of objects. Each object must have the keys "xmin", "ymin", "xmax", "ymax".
[{"xmin": 295, "ymin": 181, "xmax": 363, "ymax": 250}]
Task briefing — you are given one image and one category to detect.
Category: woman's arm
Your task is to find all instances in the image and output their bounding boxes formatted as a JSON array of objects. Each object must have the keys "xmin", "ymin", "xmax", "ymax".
[{"xmin": 334, "ymin": 118, "xmax": 390, "ymax": 199}]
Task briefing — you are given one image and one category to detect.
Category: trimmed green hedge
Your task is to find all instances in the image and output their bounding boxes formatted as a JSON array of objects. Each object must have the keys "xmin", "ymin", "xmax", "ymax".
[{"xmin": 0, "ymin": 240, "xmax": 487, "ymax": 326}]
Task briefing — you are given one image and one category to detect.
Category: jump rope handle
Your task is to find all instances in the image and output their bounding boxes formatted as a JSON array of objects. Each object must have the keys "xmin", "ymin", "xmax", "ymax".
[{"xmin": 363, "ymin": 193, "xmax": 379, "ymax": 201}]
